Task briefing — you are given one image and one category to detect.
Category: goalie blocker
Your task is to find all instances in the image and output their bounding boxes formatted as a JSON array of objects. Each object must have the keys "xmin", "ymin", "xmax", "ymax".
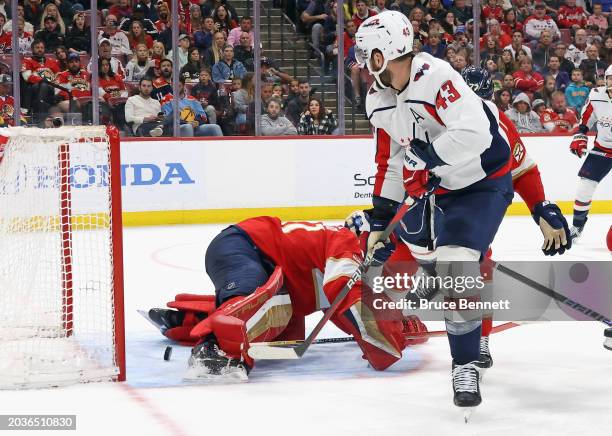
[{"xmin": 148, "ymin": 217, "xmax": 428, "ymax": 379}]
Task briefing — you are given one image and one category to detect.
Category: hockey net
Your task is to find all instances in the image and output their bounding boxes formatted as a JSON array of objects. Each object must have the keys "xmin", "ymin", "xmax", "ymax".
[{"xmin": 0, "ymin": 126, "xmax": 125, "ymax": 389}]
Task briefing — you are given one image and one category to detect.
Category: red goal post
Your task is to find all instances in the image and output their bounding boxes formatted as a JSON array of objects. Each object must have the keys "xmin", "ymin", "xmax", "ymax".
[{"xmin": 0, "ymin": 125, "xmax": 125, "ymax": 388}]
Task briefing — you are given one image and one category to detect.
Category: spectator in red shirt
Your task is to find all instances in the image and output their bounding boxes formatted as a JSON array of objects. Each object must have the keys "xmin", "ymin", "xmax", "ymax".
[
  {"xmin": 557, "ymin": 0, "xmax": 587, "ymax": 30},
  {"xmin": 128, "ymin": 20, "xmax": 154, "ymax": 50},
  {"xmin": 56, "ymin": 53, "xmax": 91, "ymax": 116},
  {"xmin": 154, "ymin": 2, "xmax": 171, "ymax": 33},
  {"xmin": 98, "ymin": 57, "xmax": 128, "ymax": 131},
  {"xmin": 481, "ymin": 18, "xmax": 511, "ymax": 49},
  {"xmin": 109, "ymin": 0, "xmax": 133, "ymax": 21},
  {"xmin": 540, "ymin": 91, "xmax": 578, "ymax": 132},
  {"xmin": 482, "ymin": 0, "xmax": 504, "ymax": 22},
  {"xmin": 513, "ymin": 57, "xmax": 544, "ymax": 97},
  {"xmin": 352, "ymin": 0, "xmax": 377, "ymax": 29},
  {"xmin": 21, "ymin": 39, "xmax": 61, "ymax": 117},
  {"xmin": 500, "ymin": 9, "xmax": 523, "ymax": 35}
]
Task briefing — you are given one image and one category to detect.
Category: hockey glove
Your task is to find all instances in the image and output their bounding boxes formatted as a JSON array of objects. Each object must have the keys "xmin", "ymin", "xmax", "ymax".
[
  {"xmin": 408, "ymin": 138, "xmax": 447, "ymax": 169},
  {"xmin": 345, "ymin": 209, "xmax": 395, "ymax": 266},
  {"xmin": 570, "ymin": 133, "xmax": 588, "ymax": 158},
  {"xmin": 403, "ymin": 167, "xmax": 441, "ymax": 200},
  {"xmin": 532, "ymin": 201, "xmax": 572, "ymax": 256}
]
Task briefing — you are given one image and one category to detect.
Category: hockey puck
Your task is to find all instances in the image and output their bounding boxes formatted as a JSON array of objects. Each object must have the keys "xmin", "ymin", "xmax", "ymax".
[{"xmin": 164, "ymin": 346, "xmax": 173, "ymax": 361}]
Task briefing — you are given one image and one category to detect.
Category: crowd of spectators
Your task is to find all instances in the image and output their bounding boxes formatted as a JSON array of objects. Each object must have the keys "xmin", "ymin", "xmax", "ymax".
[
  {"xmin": 298, "ymin": 0, "xmax": 611, "ymax": 133},
  {"xmin": 2, "ymin": 0, "xmax": 611, "ymax": 136},
  {"xmin": 0, "ymin": 0, "xmax": 340, "ymax": 136}
]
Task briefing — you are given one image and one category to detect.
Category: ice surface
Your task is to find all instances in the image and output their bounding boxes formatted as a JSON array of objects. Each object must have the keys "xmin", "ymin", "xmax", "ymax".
[{"xmin": 0, "ymin": 215, "xmax": 610, "ymax": 436}]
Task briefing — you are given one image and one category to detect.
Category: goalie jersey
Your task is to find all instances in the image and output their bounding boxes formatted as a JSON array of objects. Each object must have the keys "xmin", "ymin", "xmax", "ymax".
[
  {"xmin": 236, "ymin": 216, "xmax": 362, "ymax": 315},
  {"xmin": 367, "ymin": 52, "xmax": 511, "ymax": 201}
]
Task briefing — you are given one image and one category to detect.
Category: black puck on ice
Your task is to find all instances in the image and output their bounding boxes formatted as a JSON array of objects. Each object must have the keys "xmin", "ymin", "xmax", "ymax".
[{"xmin": 164, "ymin": 346, "xmax": 173, "ymax": 361}]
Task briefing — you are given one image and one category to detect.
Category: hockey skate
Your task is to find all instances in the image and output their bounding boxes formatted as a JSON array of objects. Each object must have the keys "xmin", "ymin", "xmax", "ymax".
[
  {"xmin": 569, "ymin": 218, "xmax": 587, "ymax": 241},
  {"xmin": 185, "ymin": 335, "xmax": 250, "ymax": 382},
  {"xmin": 452, "ymin": 360, "xmax": 482, "ymax": 422},
  {"xmin": 605, "ymin": 328, "xmax": 612, "ymax": 351},
  {"xmin": 476, "ymin": 336, "xmax": 493, "ymax": 371}
]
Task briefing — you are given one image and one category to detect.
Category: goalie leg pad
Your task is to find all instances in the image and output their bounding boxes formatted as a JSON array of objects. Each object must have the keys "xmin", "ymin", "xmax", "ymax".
[
  {"xmin": 331, "ymin": 288, "xmax": 406, "ymax": 371},
  {"xmin": 190, "ymin": 267, "xmax": 292, "ymax": 367}
]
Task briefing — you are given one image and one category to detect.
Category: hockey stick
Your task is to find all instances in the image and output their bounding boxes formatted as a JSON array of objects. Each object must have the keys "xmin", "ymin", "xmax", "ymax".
[
  {"xmin": 493, "ymin": 262, "xmax": 612, "ymax": 327},
  {"xmin": 251, "ymin": 321, "xmax": 524, "ymax": 347},
  {"xmin": 248, "ymin": 197, "xmax": 418, "ymax": 360}
]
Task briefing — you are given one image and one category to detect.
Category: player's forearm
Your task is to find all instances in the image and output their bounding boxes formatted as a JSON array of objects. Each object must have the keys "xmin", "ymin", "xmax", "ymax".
[{"xmin": 513, "ymin": 165, "xmax": 545, "ymax": 212}]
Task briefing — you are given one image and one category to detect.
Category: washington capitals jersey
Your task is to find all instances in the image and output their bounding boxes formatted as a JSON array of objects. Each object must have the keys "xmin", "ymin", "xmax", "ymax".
[
  {"xmin": 236, "ymin": 217, "xmax": 362, "ymax": 316},
  {"xmin": 366, "ymin": 52, "xmax": 511, "ymax": 195},
  {"xmin": 580, "ymin": 86, "xmax": 612, "ymax": 155}
]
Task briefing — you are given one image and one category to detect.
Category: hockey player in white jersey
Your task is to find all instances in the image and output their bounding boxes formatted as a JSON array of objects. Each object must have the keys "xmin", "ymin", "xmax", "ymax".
[
  {"xmin": 568, "ymin": 65, "xmax": 612, "ymax": 239},
  {"xmin": 355, "ymin": 11, "xmax": 514, "ymax": 412}
]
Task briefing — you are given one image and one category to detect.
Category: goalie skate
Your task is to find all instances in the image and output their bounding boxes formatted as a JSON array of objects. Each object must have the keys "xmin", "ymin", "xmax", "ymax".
[{"xmin": 184, "ymin": 336, "xmax": 250, "ymax": 382}]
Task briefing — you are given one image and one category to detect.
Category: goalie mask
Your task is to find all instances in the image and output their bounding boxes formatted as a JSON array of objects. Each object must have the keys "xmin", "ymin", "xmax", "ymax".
[{"xmin": 355, "ymin": 11, "xmax": 414, "ymax": 89}]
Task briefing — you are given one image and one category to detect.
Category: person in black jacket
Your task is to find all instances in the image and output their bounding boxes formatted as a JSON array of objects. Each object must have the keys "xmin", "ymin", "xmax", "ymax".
[
  {"xmin": 65, "ymin": 12, "xmax": 90, "ymax": 54},
  {"xmin": 180, "ymin": 47, "xmax": 204, "ymax": 81},
  {"xmin": 35, "ymin": 16, "xmax": 65, "ymax": 53}
]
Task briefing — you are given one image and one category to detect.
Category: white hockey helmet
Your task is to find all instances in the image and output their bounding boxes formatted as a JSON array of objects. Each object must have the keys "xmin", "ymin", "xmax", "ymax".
[
  {"xmin": 355, "ymin": 10, "xmax": 414, "ymax": 88},
  {"xmin": 605, "ymin": 65, "xmax": 612, "ymax": 90}
]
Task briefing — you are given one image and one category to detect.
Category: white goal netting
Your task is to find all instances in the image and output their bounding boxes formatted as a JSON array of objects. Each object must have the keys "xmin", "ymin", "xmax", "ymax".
[{"xmin": 0, "ymin": 126, "xmax": 124, "ymax": 389}]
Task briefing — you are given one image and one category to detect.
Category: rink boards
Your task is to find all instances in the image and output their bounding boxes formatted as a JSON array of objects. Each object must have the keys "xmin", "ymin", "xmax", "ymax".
[{"xmin": 103, "ymin": 135, "xmax": 612, "ymax": 225}]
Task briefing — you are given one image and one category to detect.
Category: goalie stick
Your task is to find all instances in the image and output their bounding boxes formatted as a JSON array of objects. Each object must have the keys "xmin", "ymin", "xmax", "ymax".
[
  {"xmin": 248, "ymin": 196, "xmax": 418, "ymax": 360},
  {"xmin": 250, "ymin": 321, "xmax": 524, "ymax": 347}
]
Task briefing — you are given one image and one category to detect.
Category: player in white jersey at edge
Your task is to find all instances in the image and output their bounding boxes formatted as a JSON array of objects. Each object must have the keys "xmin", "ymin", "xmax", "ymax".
[
  {"xmin": 568, "ymin": 65, "xmax": 612, "ymax": 240},
  {"xmin": 355, "ymin": 11, "xmax": 515, "ymax": 413}
]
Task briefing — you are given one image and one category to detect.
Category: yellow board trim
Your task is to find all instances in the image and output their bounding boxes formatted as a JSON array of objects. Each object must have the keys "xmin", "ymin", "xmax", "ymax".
[{"xmin": 121, "ymin": 201, "xmax": 612, "ymax": 227}]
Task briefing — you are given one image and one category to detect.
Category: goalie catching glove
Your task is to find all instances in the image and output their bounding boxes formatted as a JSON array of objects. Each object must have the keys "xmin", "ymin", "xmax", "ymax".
[{"xmin": 532, "ymin": 201, "xmax": 571, "ymax": 256}]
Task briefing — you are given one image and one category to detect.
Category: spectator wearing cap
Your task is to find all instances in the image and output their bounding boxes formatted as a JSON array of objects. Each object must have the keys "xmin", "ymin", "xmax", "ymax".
[
  {"xmin": 501, "ymin": 9, "xmax": 523, "ymax": 35},
  {"xmin": 588, "ymin": 3, "xmax": 608, "ymax": 33},
  {"xmin": 39, "ymin": 2, "xmax": 67, "ymax": 34},
  {"xmin": 533, "ymin": 29, "xmax": 556, "ymax": 72},
  {"xmin": 524, "ymin": 2, "xmax": 560, "ymax": 41},
  {"xmin": 234, "ymin": 32, "xmax": 255, "ymax": 71},
  {"xmin": 513, "ymin": 57, "xmax": 544, "ymax": 97},
  {"xmin": 0, "ymin": 74, "xmax": 23, "ymax": 127},
  {"xmin": 260, "ymin": 57, "xmax": 294, "ymax": 84},
  {"xmin": 212, "ymin": 44, "xmax": 246, "ymax": 84},
  {"xmin": 504, "ymin": 31, "xmax": 532, "ymax": 61},
  {"xmin": 544, "ymin": 55, "xmax": 570, "ymax": 91},
  {"xmin": 566, "ymin": 28, "xmax": 589, "ymax": 68},
  {"xmin": 55, "ymin": 52, "xmax": 92, "ymax": 116},
  {"xmin": 88, "ymin": 38, "xmax": 125, "ymax": 77},
  {"xmin": 125, "ymin": 43, "xmax": 155, "ymax": 82},
  {"xmin": 99, "ymin": 14, "xmax": 131, "ymax": 57},
  {"xmin": 557, "ymin": 0, "xmax": 587, "ymax": 30},
  {"xmin": 448, "ymin": 0, "xmax": 472, "ymax": 25},
  {"xmin": 65, "ymin": 12, "xmax": 90, "ymax": 54},
  {"xmin": 228, "ymin": 16, "xmax": 254, "ymax": 48},
  {"xmin": 504, "ymin": 92, "xmax": 545, "ymax": 133},
  {"xmin": 119, "ymin": 3, "xmax": 158, "ymax": 39},
  {"xmin": 579, "ymin": 45, "xmax": 608, "ymax": 86},
  {"xmin": 168, "ymin": 34, "xmax": 191, "ymax": 69},
  {"xmin": 35, "ymin": 15, "xmax": 64, "ymax": 53}
]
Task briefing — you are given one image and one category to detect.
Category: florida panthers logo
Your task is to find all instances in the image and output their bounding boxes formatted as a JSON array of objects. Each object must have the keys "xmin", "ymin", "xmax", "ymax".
[{"xmin": 414, "ymin": 63, "xmax": 430, "ymax": 82}]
